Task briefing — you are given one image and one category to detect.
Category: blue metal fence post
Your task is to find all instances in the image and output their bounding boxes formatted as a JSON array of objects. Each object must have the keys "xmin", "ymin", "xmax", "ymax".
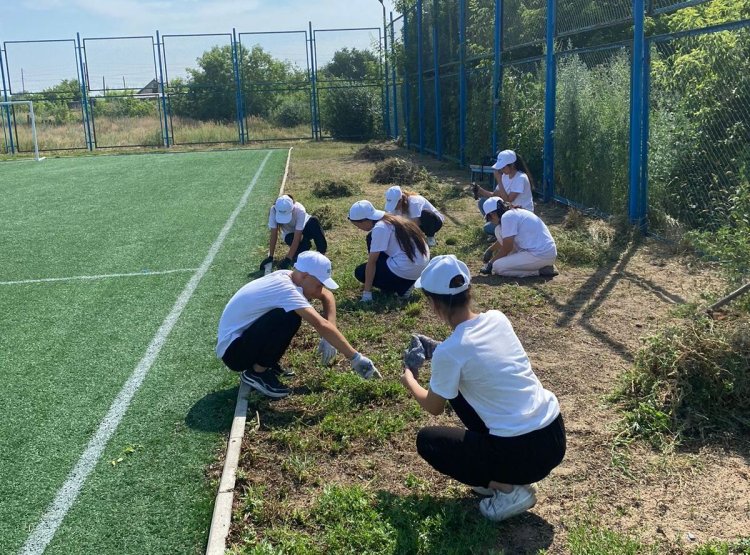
[
  {"xmin": 309, "ymin": 22, "xmax": 320, "ymax": 141},
  {"xmin": 390, "ymin": 12, "xmax": 399, "ymax": 138},
  {"xmin": 641, "ymin": 40, "xmax": 651, "ymax": 230},
  {"xmin": 416, "ymin": 0, "xmax": 425, "ymax": 153},
  {"xmin": 491, "ymin": 0, "xmax": 502, "ymax": 156},
  {"xmin": 403, "ymin": 10, "xmax": 412, "ymax": 148},
  {"xmin": 381, "ymin": 19, "xmax": 390, "ymax": 138},
  {"xmin": 231, "ymin": 28, "xmax": 246, "ymax": 144},
  {"xmin": 432, "ymin": 0, "xmax": 442, "ymax": 159},
  {"xmin": 155, "ymin": 31, "xmax": 170, "ymax": 147},
  {"xmin": 458, "ymin": 0, "xmax": 467, "ymax": 166},
  {"xmin": 76, "ymin": 33, "xmax": 94, "ymax": 150},
  {"xmin": 629, "ymin": 0, "xmax": 645, "ymax": 226},
  {"xmin": 0, "ymin": 45, "xmax": 15, "ymax": 154},
  {"xmin": 542, "ymin": 0, "xmax": 557, "ymax": 202}
]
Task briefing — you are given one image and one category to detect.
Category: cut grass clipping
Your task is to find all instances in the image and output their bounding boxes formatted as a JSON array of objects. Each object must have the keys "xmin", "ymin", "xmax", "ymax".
[
  {"xmin": 311, "ymin": 178, "xmax": 361, "ymax": 199},
  {"xmin": 371, "ymin": 157, "xmax": 430, "ymax": 185},
  {"xmin": 614, "ymin": 316, "xmax": 750, "ymax": 449},
  {"xmin": 355, "ymin": 144, "xmax": 390, "ymax": 161}
]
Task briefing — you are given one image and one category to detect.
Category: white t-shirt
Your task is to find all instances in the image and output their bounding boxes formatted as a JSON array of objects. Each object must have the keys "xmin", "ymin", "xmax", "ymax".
[
  {"xmin": 370, "ymin": 220, "xmax": 430, "ymax": 280},
  {"xmin": 268, "ymin": 201, "xmax": 311, "ymax": 236},
  {"xmin": 395, "ymin": 194, "xmax": 445, "ymax": 222},
  {"xmin": 429, "ymin": 310, "xmax": 560, "ymax": 437},
  {"xmin": 216, "ymin": 270, "xmax": 311, "ymax": 357},
  {"xmin": 497, "ymin": 209, "xmax": 556, "ymax": 258},
  {"xmin": 494, "ymin": 172, "xmax": 534, "ymax": 212}
]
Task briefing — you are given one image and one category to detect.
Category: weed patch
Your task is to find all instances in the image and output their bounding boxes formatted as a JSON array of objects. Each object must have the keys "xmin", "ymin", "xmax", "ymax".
[
  {"xmin": 371, "ymin": 157, "xmax": 430, "ymax": 185},
  {"xmin": 355, "ymin": 144, "xmax": 390, "ymax": 161},
  {"xmin": 311, "ymin": 178, "xmax": 361, "ymax": 199}
]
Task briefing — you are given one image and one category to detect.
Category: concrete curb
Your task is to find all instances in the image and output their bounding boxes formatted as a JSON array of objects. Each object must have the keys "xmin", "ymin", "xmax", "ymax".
[{"xmin": 205, "ymin": 146, "xmax": 294, "ymax": 555}]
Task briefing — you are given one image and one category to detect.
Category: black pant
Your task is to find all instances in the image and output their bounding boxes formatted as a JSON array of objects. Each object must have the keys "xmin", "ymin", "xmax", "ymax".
[
  {"xmin": 419, "ymin": 210, "xmax": 443, "ymax": 237},
  {"xmin": 416, "ymin": 393, "xmax": 566, "ymax": 487},
  {"xmin": 284, "ymin": 216, "xmax": 327, "ymax": 256},
  {"xmin": 354, "ymin": 232, "xmax": 416, "ymax": 296},
  {"xmin": 221, "ymin": 308, "xmax": 301, "ymax": 372}
]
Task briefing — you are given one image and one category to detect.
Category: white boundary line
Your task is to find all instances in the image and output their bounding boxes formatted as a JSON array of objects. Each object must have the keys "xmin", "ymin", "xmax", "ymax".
[
  {"xmin": 19, "ymin": 150, "xmax": 274, "ymax": 555},
  {"xmin": 0, "ymin": 268, "xmax": 198, "ymax": 286},
  {"xmin": 206, "ymin": 146, "xmax": 293, "ymax": 555}
]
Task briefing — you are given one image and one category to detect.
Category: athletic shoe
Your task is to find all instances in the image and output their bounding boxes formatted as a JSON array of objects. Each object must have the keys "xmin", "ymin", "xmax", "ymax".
[
  {"xmin": 472, "ymin": 486, "xmax": 496, "ymax": 496},
  {"xmin": 479, "ymin": 485, "xmax": 537, "ymax": 522},
  {"xmin": 400, "ymin": 285, "xmax": 415, "ymax": 298},
  {"xmin": 539, "ymin": 265, "xmax": 559, "ymax": 277},
  {"xmin": 269, "ymin": 363, "xmax": 295, "ymax": 378},
  {"xmin": 240, "ymin": 369, "xmax": 291, "ymax": 398},
  {"xmin": 426, "ymin": 236, "xmax": 437, "ymax": 247}
]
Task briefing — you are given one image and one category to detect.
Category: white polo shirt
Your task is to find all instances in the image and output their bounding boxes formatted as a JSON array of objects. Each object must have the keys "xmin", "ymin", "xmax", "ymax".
[
  {"xmin": 429, "ymin": 310, "xmax": 560, "ymax": 437},
  {"xmin": 395, "ymin": 194, "xmax": 445, "ymax": 222},
  {"xmin": 497, "ymin": 209, "xmax": 557, "ymax": 258},
  {"xmin": 494, "ymin": 172, "xmax": 534, "ymax": 212},
  {"xmin": 268, "ymin": 201, "xmax": 311, "ymax": 236},
  {"xmin": 216, "ymin": 271, "xmax": 311, "ymax": 358},
  {"xmin": 370, "ymin": 220, "xmax": 430, "ymax": 280}
]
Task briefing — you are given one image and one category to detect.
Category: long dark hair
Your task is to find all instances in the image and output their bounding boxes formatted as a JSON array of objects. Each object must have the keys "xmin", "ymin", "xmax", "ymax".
[
  {"xmin": 509, "ymin": 153, "xmax": 535, "ymax": 190},
  {"xmin": 381, "ymin": 214, "xmax": 428, "ymax": 262},
  {"xmin": 422, "ymin": 275, "xmax": 472, "ymax": 317}
]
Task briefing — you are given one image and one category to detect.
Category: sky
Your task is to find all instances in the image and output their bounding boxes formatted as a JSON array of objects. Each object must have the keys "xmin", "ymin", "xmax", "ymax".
[{"xmin": 1, "ymin": 0, "xmax": 399, "ymax": 92}]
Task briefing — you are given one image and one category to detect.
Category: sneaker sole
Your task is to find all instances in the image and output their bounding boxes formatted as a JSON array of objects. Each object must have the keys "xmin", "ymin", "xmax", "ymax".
[{"xmin": 240, "ymin": 374, "xmax": 291, "ymax": 399}]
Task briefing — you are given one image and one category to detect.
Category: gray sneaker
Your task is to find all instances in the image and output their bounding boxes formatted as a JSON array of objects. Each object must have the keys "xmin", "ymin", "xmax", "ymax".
[
  {"xmin": 479, "ymin": 485, "xmax": 537, "ymax": 522},
  {"xmin": 240, "ymin": 369, "xmax": 291, "ymax": 398},
  {"xmin": 539, "ymin": 265, "xmax": 559, "ymax": 277}
]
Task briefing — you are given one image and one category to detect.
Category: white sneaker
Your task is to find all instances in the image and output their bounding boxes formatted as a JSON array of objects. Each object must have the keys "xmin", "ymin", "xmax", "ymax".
[
  {"xmin": 471, "ymin": 486, "xmax": 495, "ymax": 496},
  {"xmin": 426, "ymin": 236, "xmax": 437, "ymax": 247},
  {"xmin": 479, "ymin": 485, "xmax": 537, "ymax": 522}
]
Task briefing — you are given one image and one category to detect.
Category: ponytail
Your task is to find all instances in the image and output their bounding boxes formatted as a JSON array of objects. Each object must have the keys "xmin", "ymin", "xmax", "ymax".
[{"xmin": 381, "ymin": 214, "xmax": 428, "ymax": 262}]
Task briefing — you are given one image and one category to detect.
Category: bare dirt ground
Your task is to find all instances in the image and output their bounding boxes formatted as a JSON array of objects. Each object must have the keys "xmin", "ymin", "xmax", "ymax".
[{"xmin": 225, "ymin": 142, "xmax": 749, "ymax": 554}]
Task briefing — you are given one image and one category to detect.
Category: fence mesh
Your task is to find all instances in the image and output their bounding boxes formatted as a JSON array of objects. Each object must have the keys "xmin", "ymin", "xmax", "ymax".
[
  {"xmin": 557, "ymin": 0, "xmax": 632, "ymax": 38},
  {"xmin": 503, "ymin": 0, "xmax": 546, "ymax": 50},
  {"xmin": 650, "ymin": 0, "xmax": 712, "ymax": 15}
]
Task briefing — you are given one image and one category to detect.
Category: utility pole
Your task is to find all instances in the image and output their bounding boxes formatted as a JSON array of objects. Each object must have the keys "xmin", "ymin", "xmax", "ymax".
[{"xmin": 21, "ymin": 68, "xmax": 25, "ymax": 92}]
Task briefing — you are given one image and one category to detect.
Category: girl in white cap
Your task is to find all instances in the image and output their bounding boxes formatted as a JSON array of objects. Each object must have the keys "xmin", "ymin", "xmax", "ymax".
[
  {"xmin": 384, "ymin": 185, "xmax": 445, "ymax": 247},
  {"xmin": 481, "ymin": 197, "xmax": 558, "ymax": 278},
  {"xmin": 260, "ymin": 194, "xmax": 328, "ymax": 274},
  {"xmin": 217, "ymin": 251, "xmax": 381, "ymax": 399},
  {"xmin": 401, "ymin": 254, "xmax": 566, "ymax": 522},
  {"xmin": 348, "ymin": 199, "xmax": 430, "ymax": 301}
]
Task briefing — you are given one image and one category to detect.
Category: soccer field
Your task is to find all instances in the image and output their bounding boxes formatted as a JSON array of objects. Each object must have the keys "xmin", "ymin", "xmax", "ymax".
[{"xmin": 0, "ymin": 149, "xmax": 287, "ymax": 554}]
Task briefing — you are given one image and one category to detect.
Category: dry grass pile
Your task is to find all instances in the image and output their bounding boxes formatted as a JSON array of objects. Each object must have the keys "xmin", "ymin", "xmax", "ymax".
[
  {"xmin": 311, "ymin": 178, "xmax": 361, "ymax": 199},
  {"xmin": 354, "ymin": 144, "xmax": 389, "ymax": 161},
  {"xmin": 371, "ymin": 157, "xmax": 430, "ymax": 185}
]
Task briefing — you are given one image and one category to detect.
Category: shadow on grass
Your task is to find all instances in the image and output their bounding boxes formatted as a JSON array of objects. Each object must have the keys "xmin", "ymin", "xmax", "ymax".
[
  {"xmin": 184, "ymin": 386, "xmax": 238, "ymax": 433},
  {"xmin": 375, "ymin": 490, "xmax": 555, "ymax": 555}
]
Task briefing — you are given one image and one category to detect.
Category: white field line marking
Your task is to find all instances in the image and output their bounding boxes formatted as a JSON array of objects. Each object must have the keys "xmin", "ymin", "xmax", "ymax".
[
  {"xmin": 19, "ymin": 150, "xmax": 274, "ymax": 555},
  {"xmin": 0, "ymin": 268, "xmax": 198, "ymax": 286}
]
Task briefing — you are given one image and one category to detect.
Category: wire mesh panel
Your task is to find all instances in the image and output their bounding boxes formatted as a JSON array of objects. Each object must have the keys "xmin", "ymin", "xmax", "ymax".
[
  {"xmin": 555, "ymin": 45, "xmax": 632, "ymax": 214},
  {"xmin": 647, "ymin": 25, "xmax": 750, "ymax": 241},
  {"xmin": 238, "ymin": 31, "xmax": 312, "ymax": 141},
  {"xmin": 502, "ymin": 0, "xmax": 546, "ymax": 51},
  {"xmin": 650, "ymin": 0, "xmax": 712, "ymax": 16},
  {"xmin": 440, "ymin": 72, "xmax": 461, "ymax": 161},
  {"xmin": 83, "ymin": 36, "xmax": 163, "ymax": 148},
  {"xmin": 497, "ymin": 57, "xmax": 545, "ymax": 193},
  {"xmin": 2, "ymin": 40, "xmax": 87, "ymax": 151},
  {"xmin": 423, "ymin": 74, "xmax": 437, "ymax": 153},
  {"xmin": 466, "ymin": 0, "xmax": 495, "ymax": 61},
  {"xmin": 387, "ymin": 15, "xmax": 406, "ymax": 139},
  {"xmin": 465, "ymin": 63, "xmax": 493, "ymax": 164},
  {"xmin": 557, "ymin": 0, "xmax": 632, "ymax": 38},
  {"xmin": 162, "ymin": 34, "xmax": 239, "ymax": 145}
]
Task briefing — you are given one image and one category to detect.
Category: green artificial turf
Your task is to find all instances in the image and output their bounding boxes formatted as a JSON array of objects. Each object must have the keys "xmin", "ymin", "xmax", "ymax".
[{"xmin": 0, "ymin": 149, "xmax": 287, "ymax": 553}]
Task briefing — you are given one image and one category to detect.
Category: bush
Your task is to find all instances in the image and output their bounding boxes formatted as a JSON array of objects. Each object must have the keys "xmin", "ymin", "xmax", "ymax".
[
  {"xmin": 272, "ymin": 98, "xmax": 311, "ymax": 128},
  {"xmin": 320, "ymin": 84, "xmax": 382, "ymax": 140},
  {"xmin": 312, "ymin": 178, "xmax": 360, "ymax": 199},
  {"xmin": 371, "ymin": 157, "xmax": 429, "ymax": 185}
]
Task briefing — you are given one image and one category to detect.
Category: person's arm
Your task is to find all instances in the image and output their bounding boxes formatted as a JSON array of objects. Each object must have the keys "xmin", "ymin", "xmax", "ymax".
[
  {"xmin": 490, "ymin": 235, "xmax": 515, "ymax": 264},
  {"xmin": 268, "ymin": 227, "xmax": 278, "ymax": 257},
  {"xmin": 364, "ymin": 251, "xmax": 380, "ymax": 293},
  {"xmin": 317, "ymin": 287, "xmax": 337, "ymax": 326},
  {"xmin": 400, "ymin": 369, "xmax": 447, "ymax": 415},
  {"xmin": 286, "ymin": 230, "xmax": 303, "ymax": 260},
  {"xmin": 296, "ymin": 306, "xmax": 356, "ymax": 358},
  {"xmin": 506, "ymin": 191, "xmax": 520, "ymax": 203},
  {"xmin": 477, "ymin": 185, "xmax": 494, "ymax": 199}
]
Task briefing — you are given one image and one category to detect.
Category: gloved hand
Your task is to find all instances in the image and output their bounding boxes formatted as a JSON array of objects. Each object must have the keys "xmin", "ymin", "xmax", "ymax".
[
  {"xmin": 259, "ymin": 255, "xmax": 274, "ymax": 272},
  {"xmin": 361, "ymin": 291, "xmax": 373, "ymax": 302},
  {"xmin": 471, "ymin": 182, "xmax": 479, "ymax": 200},
  {"xmin": 350, "ymin": 353, "xmax": 382, "ymax": 379},
  {"xmin": 403, "ymin": 335, "xmax": 426, "ymax": 379},
  {"xmin": 279, "ymin": 257, "xmax": 293, "ymax": 270},
  {"xmin": 479, "ymin": 262, "xmax": 492, "ymax": 275},
  {"xmin": 318, "ymin": 338, "xmax": 337, "ymax": 366},
  {"xmin": 414, "ymin": 334, "xmax": 440, "ymax": 360}
]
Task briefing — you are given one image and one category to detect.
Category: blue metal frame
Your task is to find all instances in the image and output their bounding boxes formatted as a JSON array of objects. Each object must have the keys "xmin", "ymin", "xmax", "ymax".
[
  {"xmin": 76, "ymin": 34, "xmax": 94, "ymax": 150},
  {"xmin": 390, "ymin": 12, "xmax": 399, "ymax": 139},
  {"xmin": 650, "ymin": 0, "xmax": 711, "ymax": 16},
  {"xmin": 308, "ymin": 22, "xmax": 320, "ymax": 140},
  {"xmin": 416, "ymin": 0, "xmax": 425, "ymax": 153},
  {"xmin": 628, "ymin": 0, "xmax": 645, "ymax": 226},
  {"xmin": 458, "ymin": 0, "xmax": 466, "ymax": 166},
  {"xmin": 649, "ymin": 17, "xmax": 750, "ymax": 43},
  {"xmin": 231, "ymin": 29, "xmax": 245, "ymax": 144},
  {"xmin": 382, "ymin": 10, "xmax": 390, "ymax": 138},
  {"xmin": 432, "ymin": 0, "xmax": 442, "ymax": 159},
  {"xmin": 403, "ymin": 9, "xmax": 412, "ymax": 148},
  {"xmin": 491, "ymin": 0, "xmax": 502, "ymax": 156},
  {"xmin": 156, "ymin": 31, "xmax": 170, "ymax": 147},
  {"xmin": 543, "ymin": 0, "xmax": 557, "ymax": 203},
  {"xmin": 0, "ymin": 45, "xmax": 14, "ymax": 154}
]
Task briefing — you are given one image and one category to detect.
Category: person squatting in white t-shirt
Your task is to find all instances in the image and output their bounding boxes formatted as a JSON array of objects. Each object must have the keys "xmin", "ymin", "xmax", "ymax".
[
  {"xmin": 481, "ymin": 197, "xmax": 559, "ymax": 278},
  {"xmin": 384, "ymin": 185, "xmax": 445, "ymax": 247},
  {"xmin": 216, "ymin": 251, "xmax": 381, "ymax": 399},
  {"xmin": 348, "ymin": 200, "xmax": 430, "ymax": 302},
  {"xmin": 259, "ymin": 194, "xmax": 328, "ymax": 274},
  {"xmin": 474, "ymin": 149, "xmax": 536, "ymax": 235},
  {"xmin": 400, "ymin": 255, "xmax": 566, "ymax": 522}
]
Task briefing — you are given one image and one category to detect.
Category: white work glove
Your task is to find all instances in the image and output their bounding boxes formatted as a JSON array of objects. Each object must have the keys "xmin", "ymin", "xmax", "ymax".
[
  {"xmin": 403, "ymin": 334, "xmax": 441, "ymax": 380},
  {"xmin": 361, "ymin": 291, "xmax": 373, "ymax": 302},
  {"xmin": 263, "ymin": 262, "xmax": 273, "ymax": 275},
  {"xmin": 350, "ymin": 352, "xmax": 382, "ymax": 379},
  {"xmin": 318, "ymin": 338, "xmax": 337, "ymax": 366}
]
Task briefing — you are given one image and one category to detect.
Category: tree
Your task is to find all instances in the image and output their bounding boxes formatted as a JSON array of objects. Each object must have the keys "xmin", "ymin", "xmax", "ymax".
[{"xmin": 320, "ymin": 48, "xmax": 380, "ymax": 81}]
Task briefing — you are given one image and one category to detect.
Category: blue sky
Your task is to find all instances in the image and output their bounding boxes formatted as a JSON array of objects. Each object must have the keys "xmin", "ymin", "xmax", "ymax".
[{"xmin": 1, "ymin": 0, "xmax": 399, "ymax": 92}]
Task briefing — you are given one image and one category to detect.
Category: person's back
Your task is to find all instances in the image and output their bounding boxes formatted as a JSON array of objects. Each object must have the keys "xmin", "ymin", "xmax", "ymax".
[
  {"xmin": 501, "ymin": 172, "xmax": 534, "ymax": 212},
  {"xmin": 499, "ymin": 209, "xmax": 556, "ymax": 257}
]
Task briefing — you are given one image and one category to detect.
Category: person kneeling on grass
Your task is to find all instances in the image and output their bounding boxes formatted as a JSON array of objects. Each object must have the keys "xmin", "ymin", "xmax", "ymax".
[
  {"xmin": 348, "ymin": 199, "xmax": 430, "ymax": 302},
  {"xmin": 481, "ymin": 197, "xmax": 558, "ymax": 278},
  {"xmin": 216, "ymin": 251, "xmax": 381, "ymax": 399},
  {"xmin": 259, "ymin": 194, "xmax": 328, "ymax": 275},
  {"xmin": 400, "ymin": 255, "xmax": 566, "ymax": 522},
  {"xmin": 384, "ymin": 185, "xmax": 445, "ymax": 247}
]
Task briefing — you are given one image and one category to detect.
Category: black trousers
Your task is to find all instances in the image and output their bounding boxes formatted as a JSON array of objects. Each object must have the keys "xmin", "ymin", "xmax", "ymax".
[
  {"xmin": 354, "ymin": 232, "xmax": 416, "ymax": 296},
  {"xmin": 419, "ymin": 210, "xmax": 443, "ymax": 237},
  {"xmin": 284, "ymin": 216, "xmax": 327, "ymax": 256},
  {"xmin": 221, "ymin": 308, "xmax": 301, "ymax": 372},
  {"xmin": 416, "ymin": 393, "xmax": 566, "ymax": 487}
]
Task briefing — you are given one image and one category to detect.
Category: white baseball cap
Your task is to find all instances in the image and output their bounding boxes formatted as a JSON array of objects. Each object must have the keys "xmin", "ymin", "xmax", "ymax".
[
  {"xmin": 348, "ymin": 200, "xmax": 385, "ymax": 221},
  {"xmin": 384, "ymin": 186, "xmax": 403, "ymax": 213},
  {"xmin": 274, "ymin": 195, "xmax": 294, "ymax": 224},
  {"xmin": 491, "ymin": 149, "xmax": 517, "ymax": 170},
  {"xmin": 294, "ymin": 251, "xmax": 339, "ymax": 290},
  {"xmin": 483, "ymin": 196, "xmax": 503, "ymax": 214},
  {"xmin": 414, "ymin": 255, "xmax": 471, "ymax": 295}
]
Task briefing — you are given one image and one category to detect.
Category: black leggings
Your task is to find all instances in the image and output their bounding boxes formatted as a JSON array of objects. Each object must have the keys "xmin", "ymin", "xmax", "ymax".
[
  {"xmin": 221, "ymin": 308, "xmax": 301, "ymax": 372},
  {"xmin": 353, "ymin": 232, "xmax": 416, "ymax": 296},
  {"xmin": 419, "ymin": 210, "xmax": 443, "ymax": 237},
  {"xmin": 416, "ymin": 394, "xmax": 566, "ymax": 487},
  {"xmin": 284, "ymin": 216, "xmax": 327, "ymax": 256}
]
